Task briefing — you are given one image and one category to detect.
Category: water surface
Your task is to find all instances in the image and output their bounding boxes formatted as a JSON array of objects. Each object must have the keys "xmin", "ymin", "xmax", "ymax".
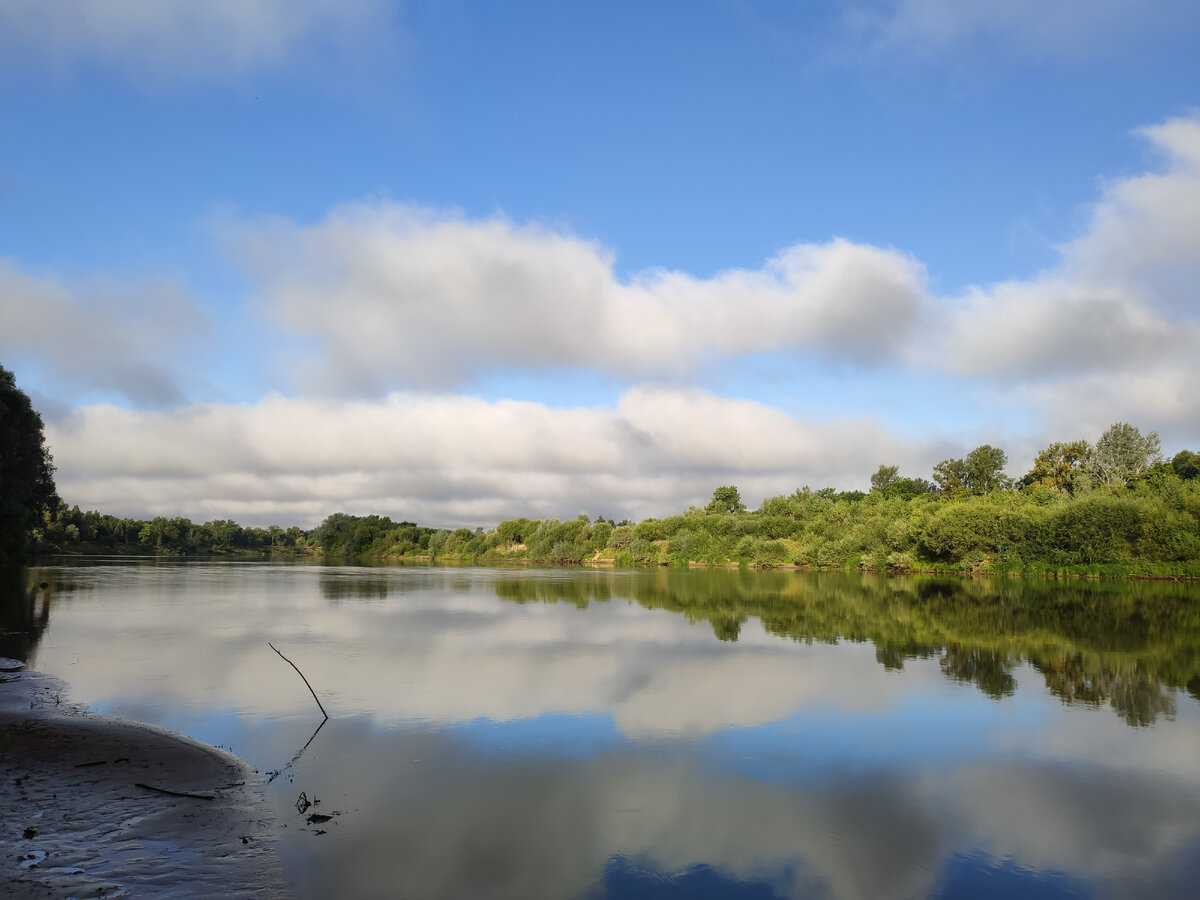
[{"xmin": 6, "ymin": 562, "xmax": 1200, "ymax": 899}]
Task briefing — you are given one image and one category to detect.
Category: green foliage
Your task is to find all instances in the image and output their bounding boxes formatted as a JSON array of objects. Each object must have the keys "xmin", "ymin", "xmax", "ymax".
[
  {"xmin": 310, "ymin": 513, "xmax": 437, "ymax": 558},
  {"xmin": 606, "ymin": 525, "xmax": 635, "ymax": 550},
  {"xmin": 966, "ymin": 445, "xmax": 1013, "ymax": 493},
  {"xmin": 1089, "ymin": 422, "xmax": 1163, "ymax": 489},
  {"xmin": 633, "ymin": 518, "xmax": 667, "ymax": 542},
  {"xmin": 932, "ymin": 457, "xmax": 970, "ymax": 495},
  {"xmin": 1172, "ymin": 449, "xmax": 1200, "ymax": 480},
  {"xmin": 0, "ymin": 365, "xmax": 58, "ymax": 565},
  {"xmin": 934, "ymin": 445, "xmax": 1012, "ymax": 496},
  {"xmin": 871, "ymin": 464, "xmax": 934, "ymax": 499},
  {"xmin": 520, "ymin": 516, "xmax": 593, "ymax": 562},
  {"xmin": 870, "ymin": 465, "xmax": 900, "ymax": 493},
  {"xmin": 495, "ymin": 517, "xmax": 536, "ymax": 545},
  {"xmin": 628, "ymin": 537, "xmax": 660, "ymax": 564},
  {"xmin": 705, "ymin": 485, "xmax": 746, "ymax": 515},
  {"xmin": 919, "ymin": 497, "xmax": 1040, "ymax": 564},
  {"xmin": 1022, "ymin": 440, "xmax": 1091, "ymax": 494},
  {"xmin": 590, "ymin": 520, "xmax": 613, "ymax": 551},
  {"xmin": 666, "ymin": 528, "xmax": 703, "ymax": 564}
]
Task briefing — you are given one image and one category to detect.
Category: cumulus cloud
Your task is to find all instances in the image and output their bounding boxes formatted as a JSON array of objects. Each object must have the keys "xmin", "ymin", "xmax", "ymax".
[
  {"xmin": 226, "ymin": 113, "xmax": 1199, "ymax": 412},
  {"xmin": 941, "ymin": 280, "xmax": 1194, "ymax": 379},
  {"xmin": 0, "ymin": 0, "xmax": 386, "ymax": 81},
  {"xmin": 0, "ymin": 259, "xmax": 210, "ymax": 408},
  {"xmin": 44, "ymin": 388, "xmax": 930, "ymax": 526},
  {"xmin": 1020, "ymin": 362, "xmax": 1200, "ymax": 452},
  {"xmin": 1062, "ymin": 115, "xmax": 1200, "ymax": 314},
  {"xmin": 932, "ymin": 113, "xmax": 1200, "ymax": 439},
  {"xmin": 12, "ymin": 111, "xmax": 1200, "ymax": 518},
  {"xmin": 229, "ymin": 203, "xmax": 927, "ymax": 393}
]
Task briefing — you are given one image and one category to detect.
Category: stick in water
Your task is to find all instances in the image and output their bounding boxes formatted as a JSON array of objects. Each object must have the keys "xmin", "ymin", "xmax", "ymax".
[{"xmin": 268, "ymin": 642, "xmax": 329, "ymax": 721}]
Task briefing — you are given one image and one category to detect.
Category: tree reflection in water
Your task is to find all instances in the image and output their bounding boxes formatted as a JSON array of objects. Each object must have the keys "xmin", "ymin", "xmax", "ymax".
[
  {"xmin": 478, "ymin": 568, "xmax": 1198, "ymax": 727},
  {"xmin": 0, "ymin": 567, "xmax": 51, "ymax": 666}
]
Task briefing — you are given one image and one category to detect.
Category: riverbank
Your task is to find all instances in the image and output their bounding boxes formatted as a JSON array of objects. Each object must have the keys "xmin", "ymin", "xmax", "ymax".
[{"xmin": 0, "ymin": 664, "xmax": 288, "ymax": 899}]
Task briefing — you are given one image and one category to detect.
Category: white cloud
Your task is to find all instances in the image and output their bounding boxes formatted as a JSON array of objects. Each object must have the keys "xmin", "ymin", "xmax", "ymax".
[
  {"xmin": 1021, "ymin": 362, "xmax": 1200, "ymax": 452},
  {"xmin": 0, "ymin": 0, "xmax": 386, "ymax": 81},
  {"xmin": 931, "ymin": 113, "xmax": 1200, "ymax": 439},
  {"xmin": 10, "ymin": 112, "xmax": 1199, "ymax": 518},
  {"xmin": 941, "ymin": 280, "xmax": 1194, "ymax": 379},
  {"xmin": 0, "ymin": 259, "xmax": 210, "ymax": 408},
  {"xmin": 229, "ymin": 203, "xmax": 927, "ymax": 393},
  {"xmin": 226, "ymin": 113, "xmax": 1199, "ymax": 414},
  {"xmin": 44, "ymin": 388, "xmax": 933, "ymax": 526},
  {"xmin": 1062, "ymin": 115, "xmax": 1200, "ymax": 315}
]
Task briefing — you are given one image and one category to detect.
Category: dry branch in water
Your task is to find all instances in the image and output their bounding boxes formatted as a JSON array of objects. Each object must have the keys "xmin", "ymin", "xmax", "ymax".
[{"xmin": 268, "ymin": 642, "xmax": 329, "ymax": 721}]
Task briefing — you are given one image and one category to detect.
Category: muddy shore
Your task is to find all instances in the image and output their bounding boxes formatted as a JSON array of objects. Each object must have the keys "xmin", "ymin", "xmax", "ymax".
[{"xmin": 1, "ymin": 664, "xmax": 288, "ymax": 898}]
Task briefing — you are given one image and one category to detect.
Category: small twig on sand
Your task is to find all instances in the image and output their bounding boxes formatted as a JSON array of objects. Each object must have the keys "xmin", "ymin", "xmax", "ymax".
[
  {"xmin": 135, "ymin": 782, "xmax": 215, "ymax": 801},
  {"xmin": 268, "ymin": 642, "xmax": 329, "ymax": 721}
]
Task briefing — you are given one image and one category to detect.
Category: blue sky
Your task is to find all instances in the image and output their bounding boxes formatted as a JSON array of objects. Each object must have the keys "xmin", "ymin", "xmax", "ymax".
[{"xmin": 2, "ymin": 1, "xmax": 1199, "ymax": 527}]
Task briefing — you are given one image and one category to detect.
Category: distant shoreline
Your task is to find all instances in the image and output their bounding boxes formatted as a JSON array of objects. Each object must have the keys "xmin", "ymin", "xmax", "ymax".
[
  {"xmin": 36, "ymin": 474, "xmax": 1200, "ymax": 580},
  {"xmin": 31, "ymin": 548, "xmax": 1200, "ymax": 581}
]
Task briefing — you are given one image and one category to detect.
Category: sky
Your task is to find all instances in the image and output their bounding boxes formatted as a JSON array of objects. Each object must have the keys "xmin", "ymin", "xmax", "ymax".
[{"xmin": 2, "ymin": 0, "xmax": 1199, "ymax": 528}]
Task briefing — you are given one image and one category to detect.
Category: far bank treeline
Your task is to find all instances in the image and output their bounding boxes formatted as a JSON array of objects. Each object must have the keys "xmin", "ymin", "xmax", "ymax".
[{"xmin": 35, "ymin": 422, "xmax": 1200, "ymax": 578}]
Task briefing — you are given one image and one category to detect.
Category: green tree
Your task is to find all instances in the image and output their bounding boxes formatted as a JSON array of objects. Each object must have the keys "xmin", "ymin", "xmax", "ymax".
[
  {"xmin": 934, "ymin": 445, "xmax": 1011, "ymax": 495},
  {"xmin": 0, "ymin": 365, "xmax": 58, "ymax": 565},
  {"xmin": 1171, "ymin": 449, "xmax": 1199, "ymax": 480},
  {"xmin": 590, "ymin": 520, "xmax": 613, "ymax": 551},
  {"xmin": 1022, "ymin": 440, "xmax": 1091, "ymax": 494},
  {"xmin": 890, "ymin": 477, "xmax": 935, "ymax": 499},
  {"xmin": 871, "ymin": 464, "xmax": 934, "ymax": 499},
  {"xmin": 965, "ymin": 445, "xmax": 1012, "ymax": 493},
  {"xmin": 932, "ymin": 457, "xmax": 970, "ymax": 495},
  {"xmin": 870, "ymin": 464, "xmax": 900, "ymax": 493},
  {"xmin": 705, "ymin": 485, "xmax": 746, "ymax": 515},
  {"xmin": 1088, "ymin": 422, "xmax": 1162, "ymax": 489}
]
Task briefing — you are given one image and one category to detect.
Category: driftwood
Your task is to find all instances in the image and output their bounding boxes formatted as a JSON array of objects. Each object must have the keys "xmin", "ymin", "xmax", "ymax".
[
  {"xmin": 135, "ymin": 782, "xmax": 215, "ymax": 801},
  {"xmin": 266, "ymin": 643, "xmax": 331, "ymax": 783},
  {"xmin": 268, "ymin": 642, "xmax": 329, "ymax": 721}
]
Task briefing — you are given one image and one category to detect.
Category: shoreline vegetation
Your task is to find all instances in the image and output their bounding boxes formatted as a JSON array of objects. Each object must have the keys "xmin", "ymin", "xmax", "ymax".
[{"xmin": 32, "ymin": 424, "xmax": 1200, "ymax": 581}]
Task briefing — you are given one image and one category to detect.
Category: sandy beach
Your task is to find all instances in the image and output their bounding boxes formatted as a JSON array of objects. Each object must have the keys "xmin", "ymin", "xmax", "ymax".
[{"xmin": 1, "ymin": 663, "xmax": 288, "ymax": 898}]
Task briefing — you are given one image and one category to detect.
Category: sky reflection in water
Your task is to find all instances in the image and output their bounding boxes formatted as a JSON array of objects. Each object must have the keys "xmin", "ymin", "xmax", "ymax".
[{"xmin": 7, "ymin": 563, "xmax": 1200, "ymax": 899}]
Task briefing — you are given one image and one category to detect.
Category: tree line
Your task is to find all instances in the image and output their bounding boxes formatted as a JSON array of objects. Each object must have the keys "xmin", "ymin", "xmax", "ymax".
[
  {"xmin": 4, "ymin": 362, "xmax": 1198, "ymax": 576},
  {"xmin": 426, "ymin": 422, "xmax": 1200, "ymax": 576},
  {"xmin": 25, "ymin": 422, "xmax": 1200, "ymax": 577}
]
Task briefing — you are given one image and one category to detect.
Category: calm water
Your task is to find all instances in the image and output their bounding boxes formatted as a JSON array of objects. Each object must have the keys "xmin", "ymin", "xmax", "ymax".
[{"xmin": 4, "ymin": 562, "xmax": 1200, "ymax": 899}]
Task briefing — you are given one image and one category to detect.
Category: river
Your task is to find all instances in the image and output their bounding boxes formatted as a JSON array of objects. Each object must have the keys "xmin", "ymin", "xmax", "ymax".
[{"xmin": 5, "ymin": 561, "xmax": 1199, "ymax": 899}]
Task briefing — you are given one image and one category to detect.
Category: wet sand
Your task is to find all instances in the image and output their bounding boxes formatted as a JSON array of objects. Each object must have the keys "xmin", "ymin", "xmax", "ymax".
[{"xmin": 1, "ymin": 666, "xmax": 288, "ymax": 898}]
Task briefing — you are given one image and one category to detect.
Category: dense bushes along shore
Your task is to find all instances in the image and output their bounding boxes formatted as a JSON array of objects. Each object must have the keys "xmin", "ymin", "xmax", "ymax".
[{"xmin": 35, "ymin": 424, "xmax": 1200, "ymax": 578}]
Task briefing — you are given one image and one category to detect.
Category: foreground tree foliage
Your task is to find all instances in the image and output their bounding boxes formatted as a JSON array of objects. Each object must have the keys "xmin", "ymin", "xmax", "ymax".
[{"xmin": 0, "ymin": 365, "xmax": 58, "ymax": 565}]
